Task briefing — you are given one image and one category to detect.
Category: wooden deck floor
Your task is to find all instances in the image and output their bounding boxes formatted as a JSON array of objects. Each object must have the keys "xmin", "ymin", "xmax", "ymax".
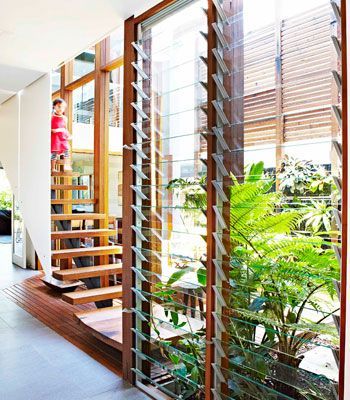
[{"xmin": 2, "ymin": 274, "xmax": 122, "ymax": 376}]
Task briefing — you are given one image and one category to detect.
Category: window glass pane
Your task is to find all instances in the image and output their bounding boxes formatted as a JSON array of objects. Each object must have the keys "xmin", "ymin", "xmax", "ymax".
[
  {"xmin": 51, "ymin": 68, "xmax": 61, "ymax": 93},
  {"xmin": 72, "ymin": 80, "xmax": 94, "ymax": 208},
  {"xmin": 107, "ymin": 26, "xmax": 124, "ymax": 62},
  {"xmin": 132, "ymin": 1, "xmax": 208, "ymax": 398},
  {"xmin": 73, "ymin": 47, "xmax": 95, "ymax": 81},
  {"xmin": 108, "ymin": 66, "xmax": 123, "ymax": 221},
  {"xmin": 214, "ymin": 1, "xmax": 342, "ymax": 399}
]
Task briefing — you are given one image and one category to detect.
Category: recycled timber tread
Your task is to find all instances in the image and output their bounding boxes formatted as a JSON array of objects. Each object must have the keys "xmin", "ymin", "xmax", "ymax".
[
  {"xmin": 2, "ymin": 275, "xmax": 122, "ymax": 375},
  {"xmin": 53, "ymin": 264, "xmax": 123, "ymax": 280},
  {"xmin": 51, "ymin": 213, "xmax": 106, "ymax": 221},
  {"xmin": 51, "ymin": 199, "xmax": 96, "ymax": 205},
  {"xmin": 62, "ymin": 285, "xmax": 123, "ymax": 305},
  {"xmin": 51, "ymin": 229, "xmax": 116, "ymax": 240},
  {"xmin": 51, "ymin": 184, "xmax": 89, "ymax": 190},
  {"xmin": 75, "ymin": 304, "xmax": 205, "ymax": 350},
  {"xmin": 52, "ymin": 245, "xmax": 122, "ymax": 259},
  {"xmin": 51, "ymin": 171, "xmax": 80, "ymax": 177}
]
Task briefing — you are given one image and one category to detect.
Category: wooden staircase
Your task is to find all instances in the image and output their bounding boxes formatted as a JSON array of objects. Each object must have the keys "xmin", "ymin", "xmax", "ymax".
[{"xmin": 49, "ymin": 161, "xmax": 123, "ymax": 315}]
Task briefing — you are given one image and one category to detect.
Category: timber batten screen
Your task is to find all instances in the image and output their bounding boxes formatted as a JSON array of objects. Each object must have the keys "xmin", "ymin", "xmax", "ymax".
[{"xmin": 122, "ymin": 0, "xmax": 347, "ymax": 399}]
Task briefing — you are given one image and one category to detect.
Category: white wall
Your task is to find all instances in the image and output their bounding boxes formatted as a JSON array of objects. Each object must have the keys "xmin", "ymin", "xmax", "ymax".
[
  {"xmin": 0, "ymin": 95, "xmax": 20, "ymax": 197},
  {"xmin": 19, "ymin": 74, "xmax": 51, "ymax": 275}
]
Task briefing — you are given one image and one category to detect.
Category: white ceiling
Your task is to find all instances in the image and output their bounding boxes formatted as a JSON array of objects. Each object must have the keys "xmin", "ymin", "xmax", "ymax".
[{"xmin": 0, "ymin": 0, "xmax": 161, "ymax": 104}]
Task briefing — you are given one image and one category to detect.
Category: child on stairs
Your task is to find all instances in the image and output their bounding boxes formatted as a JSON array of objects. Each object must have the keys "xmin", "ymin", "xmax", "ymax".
[{"xmin": 51, "ymin": 98, "xmax": 72, "ymax": 172}]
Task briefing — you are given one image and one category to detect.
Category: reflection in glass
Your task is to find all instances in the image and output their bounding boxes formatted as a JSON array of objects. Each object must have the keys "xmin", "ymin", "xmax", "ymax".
[
  {"xmin": 73, "ymin": 47, "xmax": 95, "ymax": 81},
  {"xmin": 133, "ymin": 1, "xmax": 208, "ymax": 398}
]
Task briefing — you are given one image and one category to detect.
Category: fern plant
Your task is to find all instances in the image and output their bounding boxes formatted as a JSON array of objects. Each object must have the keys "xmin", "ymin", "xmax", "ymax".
[{"xmin": 229, "ymin": 162, "xmax": 339, "ymax": 399}]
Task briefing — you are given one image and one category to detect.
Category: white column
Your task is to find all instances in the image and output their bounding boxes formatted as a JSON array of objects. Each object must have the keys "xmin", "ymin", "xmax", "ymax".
[
  {"xmin": 0, "ymin": 95, "xmax": 20, "ymax": 197},
  {"xmin": 19, "ymin": 74, "xmax": 51, "ymax": 275}
]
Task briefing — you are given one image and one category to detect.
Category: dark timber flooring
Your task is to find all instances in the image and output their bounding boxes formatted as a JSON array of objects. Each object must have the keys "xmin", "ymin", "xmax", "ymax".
[{"xmin": 0, "ymin": 243, "xmax": 149, "ymax": 400}]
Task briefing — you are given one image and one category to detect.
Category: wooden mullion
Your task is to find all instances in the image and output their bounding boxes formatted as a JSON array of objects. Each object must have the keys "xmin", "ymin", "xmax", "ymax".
[
  {"xmin": 122, "ymin": 15, "xmax": 137, "ymax": 384},
  {"xmin": 65, "ymin": 70, "xmax": 95, "ymax": 91},
  {"xmin": 101, "ymin": 56, "xmax": 124, "ymax": 72},
  {"xmin": 94, "ymin": 41, "xmax": 110, "ymax": 287},
  {"xmin": 205, "ymin": 1, "xmax": 217, "ymax": 398},
  {"xmin": 59, "ymin": 63, "xmax": 73, "ymax": 269}
]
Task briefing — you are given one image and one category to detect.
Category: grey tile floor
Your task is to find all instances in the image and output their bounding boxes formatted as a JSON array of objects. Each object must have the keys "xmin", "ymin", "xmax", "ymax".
[{"xmin": 0, "ymin": 243, "xmax": 149, "ymax": 400}]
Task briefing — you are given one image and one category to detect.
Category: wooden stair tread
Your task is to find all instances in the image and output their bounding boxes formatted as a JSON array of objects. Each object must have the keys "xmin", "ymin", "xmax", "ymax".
[
  {"xmin": 51, "ymin": 229, "xmax": 116, "ymax": 239},
  {"xmin": 53, "ymin": 264, "xmax": 122, "ymax": 280},
  {"xmin": 62, "ymin": 285, "xmax": 123, "ymax": 305},
  {"xmin": 51, "ymin": 199, "xmax": 96, "ymax": 205},
  {"xmin": 51, "ymin": 184, "xmax": 89, "ymax": 190},
  {"xmin": 51, "ymin": 171, "xmax": 80, "ymax": 177},
  {"xmin": 74, "ymin": 304, "xmax": 205, "ymax": 350},
  {"xmin": 51, "ymin": 213, "xmax": 106, "ymax": 221},
  {"xmin": 52, "ymin": 245, "xmax": 122, "ymax": 259},
  {"xmin": 75, "ymin": 305, "xmax": 123, "ymax": 351}
]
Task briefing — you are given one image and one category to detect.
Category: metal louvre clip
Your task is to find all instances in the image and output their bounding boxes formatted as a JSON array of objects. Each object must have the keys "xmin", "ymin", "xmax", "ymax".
[
  {"xmin": 131, "ymin": 164, "xmax": 149, "ymax": 180},
  {"xmin": 131, "ymin": 225, "xmax": 148, "ymax": 242},
  {"xmin": 212, "ymin": 23, "xmax": 229, "ymax": 50},
  {"xmin": 212, "ymin": 100, "xmax": 230, "ymax": 125},
  {"xmin": 213, "ymin": 126, "xmax": 229, "ymax": 151},
  {"xmin": 332, "ymin": 140, "xmax": 342, "ymax": 160},
  {"xmin": 131, "ymin": 328, "xmax": 147, "ymax": 341},
  {"xmin": 212, "ymin": 337, "xmax": 226, "ymax": 358},
  {"xmin": 131, "ymin": 82, "xmax": 150, "ymax": 100},
  {"xmin": 131, "ymin": 347, "xmax": 148, "ymax": 360},
  {"xmin": 131, "ymin": 102, "xmax": 149, "ymax": 120},
  {"xmin": 212, "ymin": 180, "xmax": 229, "ymax": 202},
  {"xmin": 212, "ymin": 312, "xmax": 227, "ymax": 332},
  {"xmin": 131, "ymin": 41, "xmax": 149, "ymax": 60},
  {"xmin": 131, "ymin": 185, "xmax": 148, "ymax": 200},
  {"xmin": 331, "ymin": 70, "xmax": 342, "ymax": 92},
  {"xmin": 131, "ymin": 288, "xmax": 149, "ymax": 302},
  {"xmin": 213, "ymin": 232, "xmax": 227, "ymax": 255},
  {"xmin": 211, "ymin": 389, "xmax": 223, "ymax": 400},
  {"xmin": 131, "ymin": 61, "xmax": 149, "ymax": 80},
  {"xmin": 131, "ymin": 143, "xmax": 149, "ymax": 160},
  {"xmin": 332, "ymin": 314, "xmax": 340, "ymax": 334},
  {"xmin": 212, "ymin": 285, "xmax": 228, "ymax": 307},
  {"xmin": 131, "ymin": 123, "xmax": 149, "ymax": 140},
  {"xmin": 131, "ymin": 246, "xmax": 148, "ymax": 262},
  {"xmin": 332, "ymin": 105, "xmax": 342, "ymax": 128},
  {"xmin": 131, "ymin": 266, "xmax": 147, "ymax": 282},
  {"xmin": 332, "ymin": 347, "xmax": 340, "ymax": 368},
  {"xmin": 212, "ymin": 48, "xmax": 230, "ymax": 75},
  {"xmin": 212, "ymin": 74, "xmax": 229, "ymax": 99},
  {"xmin": 331, "ymin": 35, "xmax": 341, "ymax": 57},
  {"xmin": 131, "ymin": 308, "xmax": 148, "ymax": 322},
  {"xmin": 211, "ymin": 363, "xmax": 227, "ymax": 384},
  {"xmin": 212, "ymin": 153, "xmax": 229, "ymax": 176},
  {"xmin": 131, "ymin": 205, "xmax": 148, "ymax": 221},
  {"xmin": 333, "ymin": 175, "xmax": 342, "ymax": 193},
  {"xmin": 212, "ymin": 0, "xmax": 229, "ymax": 25},
  {"xmin": 332, "ymin": 209, "xmax": 342, "ymax": 230},
  {"xmin": 333, "ymin": 279, "xmax": 341, "ymax": 299},
  {"xmin": 332, "ymin": 244, "xmax": 341, "ymax": 266},
  {"xmin": 213, "ymin": 259, "xmax": 228, "ymax": 282},
  {"xmin": 213, "ymin": 205, "xmax": 227, "ymax": 229},
  {"xmin": 330, "ymin": 1, "xmax": 341, "ymax": 24}
]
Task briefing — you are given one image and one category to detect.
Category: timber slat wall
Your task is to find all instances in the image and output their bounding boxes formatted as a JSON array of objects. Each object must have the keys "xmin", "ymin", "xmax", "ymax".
[
  {"xmin": 2, "ymin": 275, "xmax": 122, "ymax": 375},
  {"xmin": 244, "ymin": 5, "xmax": 334, "ymax": 146}
]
